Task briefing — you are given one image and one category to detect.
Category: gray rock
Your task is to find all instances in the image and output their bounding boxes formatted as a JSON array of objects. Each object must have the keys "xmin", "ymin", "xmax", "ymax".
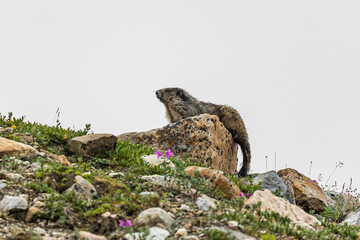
[
  {"xmin": 208, "ymin": 226, "xmax": 256, "ymax": 240},
  {"xmin": 0, "ymin": 180, "xmax": 6, "ymax": 190},
  {"xmin": 30, "ymin": 162, "xmax": 42, "ymax": 170},
  {"xmin": 66, "ymin": 176, "xmax": 98, "ymax": 199},
  {"xmin": 252, "ymin": 171, "xmax": 287, "ymax": 196},
  {"xmin": 124, "ymin": 227, "xmax": 169, "ymax": 240},
  {"xmin": 139, "ymin": 192, "xmax": 159, "ymax": 198},
  {"xmin": 0, "ymin": 195, "xmax": 28, "ymax": 212},
  {"xmin": 133, "ymin": 207, "xmax": 174, "ymax": 229},
  {"xmin": 341, "ymin": 208, "xmax": 360, "ymax": 226},
  {"xmin": 180, "ymin": 236, "xmax": 200, "ymax": 240},
  {"xmin": 196, "ymin": 197, "xmax": 210, "ymax": 211},
  {"xmin": 108, "ymin": 172, "xmax": 125, "ymax": 178},
  {"xmin": 67, "ymin": 133, "xmax": 117, "ymax": 157},
  {"xmin": 141, "ymin": 175, "xmax": 187, "ymax": 191}
]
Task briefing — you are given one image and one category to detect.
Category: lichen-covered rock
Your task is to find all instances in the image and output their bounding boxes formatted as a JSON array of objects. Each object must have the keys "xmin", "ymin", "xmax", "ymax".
[
  {"xmin": 66, "ymin": 176, "xmax": 98, "ymax": 199},
  {"xmin": 67, "ymin": 133, "xmax": 117, "ymax": 157},
  {"xmin": 0, "ymin": 137, "xmax": 36, "ymax": 160},
  {"xmin": 278, "ymin": 168, "xmax": 328, "ymax": 212},
  {"xmin": 118, "ymin": 114, "xmax": 238, "ymax": 174},
  {"xmin": 125, "ymin": 226, "xmax": 170, "ymax": 240},
  {"xmin": 245, "ymin": 189, "xmax": 320, "ymax": 229},
  {"xmin": 185, "ymin": 166, "xmax": 242, "ymax": 199}
]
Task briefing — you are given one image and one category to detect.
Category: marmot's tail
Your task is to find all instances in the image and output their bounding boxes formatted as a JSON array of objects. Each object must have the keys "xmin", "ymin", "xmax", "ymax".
[{"xmin": 238, "ymin": 141, "xmax": 251, "ymax": 177}]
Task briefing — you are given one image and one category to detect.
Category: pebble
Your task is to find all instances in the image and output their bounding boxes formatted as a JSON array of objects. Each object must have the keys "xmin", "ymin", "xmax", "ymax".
[
  {"xmin": 180, "ymin": 204, "xmax": 190, "ymax": 211},
  {"xmin": 139, "ymin": 191, "xmax": 159, "ymax": 197},
  {"xmin": 180, "ymin": 236, "xmax": 200, "ymax": 240},
  {"xmin": 125, "ymin": 227, "xmax": 170, "ymax": 240},
  {"xmin": 227, "ymin": 220, "xmax": 239, "ymax": 228},
  {"xmin": 175, "ymin": 228, "xmax": 188, "ymax": 238},
  {"xmin": 108, "ymin": 172, "xmax": 125, "ymax": 178},
  {"xmin": 0, "ymin": 180, "xmax": 6, "ymax": 190},
  {"xmin": 196, "ymin": 197, "xmax": 209, "ymax": 211},
  {"xmin": 0, "ymin": 195, "xmax": 28, "ymax": 212},
  {"xmin": 30, "ymin": 162, "xmax": 42, "ymax": 170}
]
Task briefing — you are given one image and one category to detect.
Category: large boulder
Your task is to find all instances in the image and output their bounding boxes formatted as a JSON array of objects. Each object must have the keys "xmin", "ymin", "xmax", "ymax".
[
  {"xmin": 118, "ymin": 114, "xmax": 238, "ymax": 174},
  {"xmin": 278, "ymin": 168, "xmax": 328, "ymax": 212},
  {"xmin": 245, "ymin": 189, "xmax": 320, "ymax": 229},
  {"xmin": 67, "ymin": 133, "xmax": 117, "ymax": 157},
  {"xmin": 0, "ymin": 137, "xmax": 36, "ymax": 160}
]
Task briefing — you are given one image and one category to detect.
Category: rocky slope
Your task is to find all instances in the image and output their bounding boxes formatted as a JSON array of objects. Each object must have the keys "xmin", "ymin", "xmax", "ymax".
[{"xmin": 1, "ymin": 112, "xmax": 360, "ymax": 240}]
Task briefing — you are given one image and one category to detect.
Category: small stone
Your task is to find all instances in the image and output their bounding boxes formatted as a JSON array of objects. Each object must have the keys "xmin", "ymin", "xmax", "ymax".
[
  {"xmin": 19, "ymin": 194, "xmax": 29, "ymax": 201},
  {"xmin": 101, "ymin": 212, "xmax": 111, "ymax": 218},
  {"xmin": 200, "ymin": 194, "xmax": 218, "ymax": 210},
  {"xmin": 227, "ymin": 221, "xmax": 238, "ymax": 228},
  {"xmin": 175, "ymin": 228, "xmax": 188, "ymax": 238},
  {"xmin": 155, "ymin": 223, "xmax": 167, "ymax": 229},
  {"xmin": 6, "ymin": 173, "xmax": 24, "ymax": 180},
  {"xmin": 30, "ymin": 162, "xmax": 42, "ymax": 170},
  {"xmin": 180, "ymin": 204, "xmax": 190, "ymax": 211},
  {"xmin": 108, "ymin": 172, "xmax": 125, "ymax": 178},
  {"xmin": 139, "ymin": 192, "xmax": 159, "ymax": 197},
  {"xmin": 33, "ymin": 227, "xmax": 46, "ymax": 235},
  {"xmin": 33, "ymin": 201, "xmax": 45, "ymax": 208},
  {"xmin": 141, "ymin": 155, "xmax": 175, "ymax": 169},
  {"xmin": 0, "ymin": 180, "xmax": 6, "ymax": 190},
  {"xmin": 180, "ymin": 236, "xmax": 200, "ymax": 240},
  {"xmin": 125, "ymin": 227, "xmax": 169, "ymax": 240},
  {"xmin": 79, "ymin": 231, "xmax": 107, "ymax": 240},
  {"xmin": 0, "ymin": 195, "xmax": 28, "ymax": 212},
  {"xmin": 133, "ymin": 207, "xmax": 175, "ymax": 229},
  {"xmin": 25, "ymin": 206, "xmax": 42, "ymax": 222},
  {"xmin": 196, "ymin": 197, "xmax": 209, "ymax": 211}
]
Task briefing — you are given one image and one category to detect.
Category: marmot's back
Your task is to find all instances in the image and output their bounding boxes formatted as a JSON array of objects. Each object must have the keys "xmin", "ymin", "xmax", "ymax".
[{"xmin": 156, "ymin": 87, "xmax": 251, "ymax": 177}]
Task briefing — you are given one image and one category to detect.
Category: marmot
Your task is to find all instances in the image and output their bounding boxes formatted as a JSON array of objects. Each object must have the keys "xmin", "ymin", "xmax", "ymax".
[{"xmin": 155, "ymin": 87, "xmax": 251, "ymax": 177}]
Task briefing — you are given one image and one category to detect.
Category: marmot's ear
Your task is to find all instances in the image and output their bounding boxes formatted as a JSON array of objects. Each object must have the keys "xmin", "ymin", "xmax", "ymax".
[{"xmin": 176, "ymin": 89, "xmax": 183, "ymax": 96}]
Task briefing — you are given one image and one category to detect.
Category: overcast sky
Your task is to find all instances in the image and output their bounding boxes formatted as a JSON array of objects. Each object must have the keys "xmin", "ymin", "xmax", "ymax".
[{"xmin": 1, "ymin": 1, "xmax": 360, "ymax": 192}]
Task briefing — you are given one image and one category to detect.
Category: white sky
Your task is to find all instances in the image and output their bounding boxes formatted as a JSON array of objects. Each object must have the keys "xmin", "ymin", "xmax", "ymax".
[{"xmin": 1, "ymin": 1, "xmax": 360, "ymax": 192}]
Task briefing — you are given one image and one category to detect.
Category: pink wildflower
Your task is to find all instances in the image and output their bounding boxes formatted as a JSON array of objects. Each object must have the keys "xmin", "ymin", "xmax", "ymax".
[
  {"xmin": 164, "ymin": 149, "xmax": 173, "ymax": 159},
  {"xmin": 155, "ymin": 150, "xmax": 163, "ymax": 158},
  {"xmin": 119, "ymin": 220, "xmax": 125, "ymax": 228},
  {"xmin": 125, "ymin": 219, "xmax": 132, "ymax": 227},
  {"xmin": 246, "ymin": 193, "xmax": 251, "ymax": 197}
]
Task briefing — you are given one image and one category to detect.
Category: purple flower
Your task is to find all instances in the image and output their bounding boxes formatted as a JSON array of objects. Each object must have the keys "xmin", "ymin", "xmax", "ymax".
[
  {"xmin": 228, "ymin": 224, "xmax": 231, "ymax": 228},
  {"xmin": 164, "ymin": 149, "xmax": 173, "ymax": 159},
  {"xmin": 238, "ymin": 193, "xmax": 242, "ymax": 197},
  {"xmin": 119, "ymin": 220, "xmax": 125, "ymax": 228},
  {"xmin": 246, "ymin": 193, "xmax": 251, "ymax": 197},
  {"xmin": 312, "ymin": 180, "xmax": 317, "ymax": 183},
  {"xmin": 125, "ymin": 219, "xmax": 132, "ymax": 227},
  {"xmin": 155, "ymin": 150, "xmax": 163, "ymax": 158}
]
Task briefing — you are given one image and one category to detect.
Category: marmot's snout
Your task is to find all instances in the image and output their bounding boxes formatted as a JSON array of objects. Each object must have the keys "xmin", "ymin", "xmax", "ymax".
[{"xmin": 156, "ymin": 90, "xmax": 163, "ymax": 101}]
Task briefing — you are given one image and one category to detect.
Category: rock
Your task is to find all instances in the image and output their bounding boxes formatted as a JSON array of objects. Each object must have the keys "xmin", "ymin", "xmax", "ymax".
[
  {"xmin": 118, "ymin": 114, "xmax": 238, "ymax": 174},
  {"xmin": 139, "ymin": 192, "xmax": 159, "ymax": 198},
  {"xmin": 175, "ymin": 228, "xmax": 188, "ymax": 238},
  {"xmin": 0, "ymin": 137, "xmax": 36, "ymax": 160},
  {"xmin": 124, "ymin": 227, "xmax": 170, "ymax": 240},
  {"xmin": 33, "ymin": 227, "xmax": 46, "ymax": 236},
  {"xmin": 33, "ymin": 201, "xmax": 45, "ymax": 208},
  {"xmin": 252, "ymin": 171, "xmax": 287, "ymax": 196},
  {"xmin": 54, "ymin": 155, "xmax": 72, "ymax": 167},
  {"xmin": 67, "ymin": 133, "xmax": 117, "ymax": 157},
  {"xmin": 227, "ymin": 221, "xmax": 238, "ymax": 228},
  {"xmin": 185, "ymin": 166, "xmax": 242, "ymax": 199},
  {"xmin": 79, "ymin": 231, "xmax": 107, "ymax": 240},
  {"xmin": 278, "ymin": 168, "xmax": 328, "ymax": 212},
  {"xmin": 141, "ymin": 154, "xmax": 175, "ymax": 169},
  {"xmin": 0, "ymin": 195, "xmax": 28, "ymax": 212},
  {"xmin": 25, "ymin": 206, "xmax": 42, "ymax": 222},
  {"xmin": 0, "ymin": 180, "xmax": 7, "ymax": 190},
  {"xmin": 179, "ymin": 236, "xmax": 200, "ymax": 240},
  {"xmin": 196, "ymin": 197, "xmax": 210, "ymax": 211},
  {"xmin": 180, "ymin": 204, "xmax": 190, "ymax": 211},
  {"xmin": 208, "ymin": 226, "xmax": 256, "ymax": 240},
  {"xmin": 108, "ymin": 172, "xmax": 125, "ymax": 178},
  {"xmin": 133, "ymin": 207, "xmax": 175, "ymax": 229},
  {"xmin": 341, "ymin": 208, "xmax": 360, "ymax": 226},
  {"xmin": 200, "ymin": 194, "xmax": 218, "ymax": 210},
  {"xmin": 282, "ymin": 178, "xmax": 296, "ymax": 204},
  {"xmin": 326, "ymin": 191, "xmax": 360, "ymax": 217},
  {"xmin": 141, "ymin": 175, "xmax": 186, "ymax": 191},
  {"xmin": 66, "ymin": 176, "xmax": 98, "ymax": 199},
  {"xmin": 6, "ymin": 173, "xmax": 24, "ymax": 180},
  {"xmin": 30, "ymin": 162, "xmax": 41, "ymax": 170},
  {"xmin": 244, "ymin": 189, "xmax": 320, "ymax": 229}
]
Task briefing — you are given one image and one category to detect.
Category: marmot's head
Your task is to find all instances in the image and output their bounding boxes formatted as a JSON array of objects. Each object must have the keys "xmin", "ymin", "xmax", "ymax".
[{"xmin": 156, "ymin": 88, "xmax": 190, "ymax": 104}]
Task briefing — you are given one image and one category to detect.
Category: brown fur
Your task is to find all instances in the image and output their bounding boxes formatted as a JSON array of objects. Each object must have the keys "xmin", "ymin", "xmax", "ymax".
[{"xmin": 155, "ymin": 87, "xmax": 251, "ymax": 176}]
